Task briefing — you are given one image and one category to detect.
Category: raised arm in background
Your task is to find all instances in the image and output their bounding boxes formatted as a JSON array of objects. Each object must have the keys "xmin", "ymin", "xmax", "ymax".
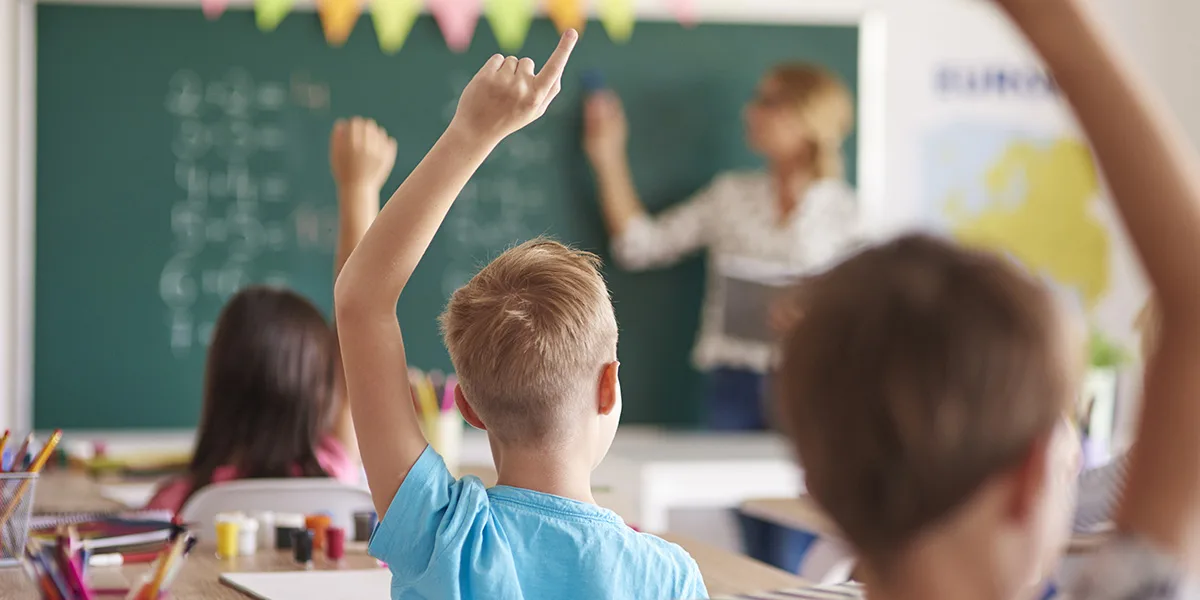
[
  {"xmin": 329, "ymin": 117, "xmax": 397, "ymax": 468},
  {"xmin": 1001, "ymin": 0, "xmax": 1200, "ymax": 561}
]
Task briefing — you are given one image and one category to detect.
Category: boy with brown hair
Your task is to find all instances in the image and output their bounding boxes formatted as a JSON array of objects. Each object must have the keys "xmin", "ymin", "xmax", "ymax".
[
  {"xmin": 334, "ymin": 31, "xmax": 706, "ymax": 600},
  {"xmin": 778, "ymin": 0, "xmax": 1200, "ymax": 598}
]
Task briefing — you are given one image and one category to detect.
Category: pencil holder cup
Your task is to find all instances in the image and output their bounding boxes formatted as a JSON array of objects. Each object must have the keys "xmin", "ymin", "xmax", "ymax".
[{"xmin": 0, "ymin": 472, "xmax": 38, "ymax": 567}]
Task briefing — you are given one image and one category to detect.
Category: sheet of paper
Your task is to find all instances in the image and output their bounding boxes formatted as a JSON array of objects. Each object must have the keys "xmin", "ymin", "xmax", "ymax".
[{"xmin": 220, "ymin": 569, "xmax": 391, "ymax": 600}]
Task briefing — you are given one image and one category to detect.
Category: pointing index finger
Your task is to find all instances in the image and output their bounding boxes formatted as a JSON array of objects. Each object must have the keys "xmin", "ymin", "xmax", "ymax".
[{"xmin": 534, "ymin": 29, "xmax": 578, "ymax": 92}]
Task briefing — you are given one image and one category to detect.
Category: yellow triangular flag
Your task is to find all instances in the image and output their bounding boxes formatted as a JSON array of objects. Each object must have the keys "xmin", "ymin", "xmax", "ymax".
[
  {"xmin": 319, "ymin": 0, "xmax": 363, "ymax": 47},
  {"xmin": 255, "ymin": 0, "xmax": 295, "ymax": 31},
  {"xmin": 484, "ymin": 0, "xmax": 535, "ymax": 52},
  {"xmin": 546, "ymin": 0, "xmax": 585, "ymax": 35},
  {"xmin": 598, "ymin": 0, "xmax": 633, "ymax": 43},
  {"xmin": 371, "ymin": 0, "xmax": 422, "ymax": 54}
]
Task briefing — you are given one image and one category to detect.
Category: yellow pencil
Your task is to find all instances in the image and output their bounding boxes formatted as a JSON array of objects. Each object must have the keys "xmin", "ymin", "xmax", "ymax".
[
  {"xmin": 27, "ymin": 429, "xmax": 62, "ymax": 474},
  {"xmin": 414, "ymin": 377, "xmax": 437, "ymax": 421},
  {"xmin": 145, "ymin": 532, "xmax": 187, "ymax": 598}
]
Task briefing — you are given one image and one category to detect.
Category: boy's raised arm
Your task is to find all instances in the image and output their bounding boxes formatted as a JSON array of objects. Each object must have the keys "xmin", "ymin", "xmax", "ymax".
[
  {"xmin": 333, "ymin": 31, "xmax": 578, "ymax": 516},
  {"xmin": 1001, "ymin": 0, "xmax": 1200, "ymax": 559}
]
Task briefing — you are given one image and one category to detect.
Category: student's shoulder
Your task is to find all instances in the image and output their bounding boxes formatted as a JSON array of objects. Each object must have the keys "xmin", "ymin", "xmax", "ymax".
[
  {"xmin": 144, "ymin": 476, "xmax": 190, "ymax": 513},
  {"xmin": 629, "ymin": 532, "xmax": 704, "ymax": 581}
]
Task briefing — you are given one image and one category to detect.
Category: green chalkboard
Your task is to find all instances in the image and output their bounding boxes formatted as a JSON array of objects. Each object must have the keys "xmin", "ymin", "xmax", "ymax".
[{"xmin": 35, "ymin": 5, "xmax": 858, "ymax": 429}]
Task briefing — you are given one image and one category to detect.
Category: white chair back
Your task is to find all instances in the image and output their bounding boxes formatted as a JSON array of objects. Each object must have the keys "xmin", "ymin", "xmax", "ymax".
[{"xmin": 179, "ymin": 478, "xmax": 373, "ymax": 542}]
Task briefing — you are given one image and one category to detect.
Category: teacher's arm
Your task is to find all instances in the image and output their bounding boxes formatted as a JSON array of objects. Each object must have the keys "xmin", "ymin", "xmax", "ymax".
[{"xmin": 584, "ymin": 91, "xmax": 717, "ymax": 271}]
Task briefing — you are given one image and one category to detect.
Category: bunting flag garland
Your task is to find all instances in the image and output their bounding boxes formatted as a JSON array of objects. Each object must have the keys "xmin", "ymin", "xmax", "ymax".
[
  {"xmin": 201, "ymin": 0, "xmax": 230, "ymax": 20},
  {"xmin": 371, "ymin": 0, "xmax": 422, "ymax": 54},
  {"xmin": 255, "ymin": 0, "xmax": 295, "ymax": 31},
  {"xmin": 484, "ymin": 0, "xmax": 536, "ymax": 52},
  {"xmin": 228, "ymin": 0, "xmax": 691, "ymax": 51},
  {"xmin": 668, "ymin": 0, "xmax": 697, "ymax": 28},
  {"xmin": 546, "ymin": 0, "xmax": 586, "ymax": 35},
  {"xmin": 428, "ymin": 0, "xmax": 483, "ymax": 52},
  {"xmin": 319, "ymin": 0, "xmax": 363, "ymax": 46},
  {"xmin": 598, "ymin": 0, "xmax": 634, "ymax": 43}
]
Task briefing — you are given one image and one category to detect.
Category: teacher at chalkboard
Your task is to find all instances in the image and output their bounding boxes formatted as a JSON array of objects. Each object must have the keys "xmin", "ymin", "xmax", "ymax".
[{"xmin": 583, "ymin": 64, "xmax": 862, "ymax": 431}]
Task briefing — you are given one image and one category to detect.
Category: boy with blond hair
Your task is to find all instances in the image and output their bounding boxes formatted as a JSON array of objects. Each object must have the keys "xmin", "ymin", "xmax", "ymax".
[
  {"xmin": 334, "ymin": 31, "xmax": 706, "ymax": 600},
  {"xmin": 776, "ymin": 0, "xmax": 1200, "ymax": 598}
]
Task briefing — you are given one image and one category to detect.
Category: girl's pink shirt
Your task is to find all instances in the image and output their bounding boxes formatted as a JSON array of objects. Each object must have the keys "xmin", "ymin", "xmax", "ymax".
[{"xmin": 144, "ymin": 436, "xmax": 358, "ymax": 514}]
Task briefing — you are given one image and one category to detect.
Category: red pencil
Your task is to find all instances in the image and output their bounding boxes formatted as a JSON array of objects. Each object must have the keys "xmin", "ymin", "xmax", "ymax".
[{"xmin": 10, "ymin": 433, "xmax": 33, "ymax": 472}]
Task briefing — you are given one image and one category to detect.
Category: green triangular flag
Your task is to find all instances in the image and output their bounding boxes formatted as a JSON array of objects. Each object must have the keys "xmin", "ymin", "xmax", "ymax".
[
  {"xmin": 372, "ymin": 0, "xmax": 422, "ymax": 54},
  {"xmin": 599, "ymin": 0, "xmax": 634, "ymax": 43},
  {"xmin": 255, "ymin": 0, "xmax": 295, "ymax": 31},
  {"xmin": 485, "ymin": 0, "xmax": 535, "ymax": 52}
]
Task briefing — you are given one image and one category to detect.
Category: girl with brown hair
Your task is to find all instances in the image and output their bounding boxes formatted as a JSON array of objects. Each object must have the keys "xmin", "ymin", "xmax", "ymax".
[{"xmin": 146, "ymin": 118, "xmax": 397, "ymax": 512}]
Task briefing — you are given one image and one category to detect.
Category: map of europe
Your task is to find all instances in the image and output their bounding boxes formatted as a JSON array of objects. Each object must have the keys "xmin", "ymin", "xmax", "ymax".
[{"xmin": 929, "ymin": 124, "xmax": 1111, "ymax": 311}]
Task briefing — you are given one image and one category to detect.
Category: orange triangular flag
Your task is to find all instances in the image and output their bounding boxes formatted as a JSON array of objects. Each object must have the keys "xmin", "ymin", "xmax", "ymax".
[
  {"xmin": 546, "ymin": 0, "xmax": 585, "ymax": 34},
  {"xmin": 320, "ymin": 0, "xmax": 363, "ymax": 46}
]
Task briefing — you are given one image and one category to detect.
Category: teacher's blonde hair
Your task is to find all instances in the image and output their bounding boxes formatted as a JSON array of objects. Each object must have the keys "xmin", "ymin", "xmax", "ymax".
[{"xmin": 769, "ymin": 63, "xmax": 854, "ymax": 180}]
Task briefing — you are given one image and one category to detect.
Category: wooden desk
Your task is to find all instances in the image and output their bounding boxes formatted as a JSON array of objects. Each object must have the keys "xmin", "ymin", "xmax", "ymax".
[
  {"xmin": 33, "ymin": 471, "xmax": 128, "ymax": 514},
  {"xmin": 3, "ymin": 535, "xmax": 806, "ymax": 599},
  {"xmin": 4, "ymin": 544, "xmax": 380, "ymax": 599},
  {"xmin": 744, "ymin": 496, "xmax": 1110, "ymax": 559},
  {"xmin": 740, "ymin": 496, "xmax": 842, "ymax": 539},
  {"xmin": 659, "ymin": 533, "xmax": 808, "ymax": 597},
  {"xmin": 13, "ymin": 472, "xmax": 805, "ymax": 598}
]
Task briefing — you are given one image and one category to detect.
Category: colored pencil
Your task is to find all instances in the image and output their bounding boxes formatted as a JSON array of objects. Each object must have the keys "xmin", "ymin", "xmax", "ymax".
[
  {"xmin": 442, "ymin": 376, "xmax": 458, "ymax": 412},
  {"xmin": 10, "ymin": 434, "xmax": 33, "ymax": 472},
  {"xmin": 0, "ymin": 430, "xmax": 10, "ymax": 470},
  {"xmin": 0, "ymin": 430, "xmax": 63, "ymax": 534}
]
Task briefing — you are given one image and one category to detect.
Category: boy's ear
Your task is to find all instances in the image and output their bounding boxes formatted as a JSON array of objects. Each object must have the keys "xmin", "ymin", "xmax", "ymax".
[
  {"xmin": 1003, "ymin": 433, "xmax": 1053, "ymax": 524},
  {"xmin": 598, "ymin": 361, "xmax": 620, "ymax": 416},
  {"xmin": 456, "ymin": 385, "xmax": 487, "ymax": 431}
]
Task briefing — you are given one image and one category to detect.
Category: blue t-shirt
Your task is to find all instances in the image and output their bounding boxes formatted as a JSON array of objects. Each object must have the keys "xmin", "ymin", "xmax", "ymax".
[{"xmin": 369, "ymin": 446, "xmax": 708, "ymax": 600}]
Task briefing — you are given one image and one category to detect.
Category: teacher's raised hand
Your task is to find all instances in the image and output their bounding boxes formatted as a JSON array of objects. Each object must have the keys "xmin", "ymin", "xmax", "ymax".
[
  {"xmin": 583, "ymin": 91, "xmax": 629, "ymax": 171},
  {"xmin": 583, "ymin": 91, "xmax": 644, "ymax": 236}
]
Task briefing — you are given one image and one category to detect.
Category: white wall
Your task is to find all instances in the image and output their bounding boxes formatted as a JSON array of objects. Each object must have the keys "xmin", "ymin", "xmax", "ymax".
[
  {"xmin": 1, "ymin": 0, "xmax": 21, "ymax": 431},
  {"xmin": 1, "ymin": 0, "xmax": 1197, "ymax": 431}
]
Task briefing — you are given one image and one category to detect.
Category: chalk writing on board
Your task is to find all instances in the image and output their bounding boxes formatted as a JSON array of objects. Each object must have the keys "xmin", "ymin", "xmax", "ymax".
[
  {"xmin": 291, "ymin": 71, "xmax": 331, "ymax": 111},
  {"xmin": 162, "ymin": 68, "xmax": 312, "ymax": 356},
  {"xmin": 440, "ymin": 97, "xmax": 556, "ymax": 296}
]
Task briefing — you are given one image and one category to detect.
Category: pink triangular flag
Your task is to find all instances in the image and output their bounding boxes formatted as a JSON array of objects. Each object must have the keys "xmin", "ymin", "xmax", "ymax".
[
  {"xmin": 202, "ymin": 0, "xmax": 230, "ymax": 20},
  {"xmin": 667, "ymin": 0, "xmax": 696, "ymax": 28},
  {"xmin": 428, "ymin": 0, "xmax": 482, "ymax": 52}
]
